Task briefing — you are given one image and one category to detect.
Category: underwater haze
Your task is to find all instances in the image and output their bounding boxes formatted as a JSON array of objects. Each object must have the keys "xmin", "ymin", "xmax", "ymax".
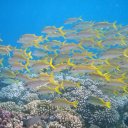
[
  {"xmin": 0, "ymin": 0, "xmax": 128, "ymax": 45},
  {"xmin": 0, "ymin": 0, "xmax": 128, "ymax": 128}
]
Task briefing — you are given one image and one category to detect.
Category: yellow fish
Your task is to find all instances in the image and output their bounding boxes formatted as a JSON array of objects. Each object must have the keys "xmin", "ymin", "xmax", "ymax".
[
  {"xmin": 37, "ymin": 83, "xmax": 63, "ymax": 94},
  {"xmin": 53, "ymin": 63, "xmax": 70, "ymax": 73},
  {"xmin": 1, "ymin": 69, "xmax": 16, "ymax": 78},
  {"xmin": 52, "ymin": 98, "xmax": 78, "ymax": 108},
  {"xmin": 58, "ymin": 26, "xmax": 66, "ymax": 37},
  {"xmin": 59, "ymin": 80, "xmax": 80, "ymax": 88},
  {"xmin": 88, "ymin": 96, "xmax": 111, "ymax": 109},
  {"xmin": 36, "ymin": 85, "xmax": 55, "ymax": 94},
  {"xmin": 71, "ymin": 64, "xmax": 97, "ymax": 74},
  {"xmin": 123, "ymin": 48, "xmax": 128, "ymax": 57}
]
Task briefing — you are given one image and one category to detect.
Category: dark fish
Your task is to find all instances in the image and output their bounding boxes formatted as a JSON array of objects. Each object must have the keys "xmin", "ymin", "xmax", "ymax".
[{"xmin": 23, "ymin": 116, "xmax": 42, "ymax": 128}]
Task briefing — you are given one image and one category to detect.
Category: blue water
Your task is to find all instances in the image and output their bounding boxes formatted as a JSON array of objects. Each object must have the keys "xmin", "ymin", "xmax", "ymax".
[{"xmin": 0, "ymin": 0, "xmax": 128, "ymax": 46}]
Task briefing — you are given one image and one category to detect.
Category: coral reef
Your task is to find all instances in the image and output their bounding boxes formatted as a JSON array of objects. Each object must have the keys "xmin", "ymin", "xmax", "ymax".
[
  {"xmin": 0, "ymin": 109, "xmax": 23, "ymax": 128},
  {"xmin": 89, "ymin": 108, "xmax": 120, "ymax": 127},
  {"xmin": 54, "ymin": 111, "xmax": 83, "ymax": 128},
  {"xmin": 54, "ymin": 74, "xmax": 128, "ymax": 128},
  {"xmin": 0, "ymin": 101, "xmax": 22, "ymax": 112},
  {"xmin": 21, "ymin": 93, "xmax": 39, "ymax": 104},
  {"xmin": 0, "ymin": 82, "xmax": 39, "ymax": 105},
  {"xmin": 23, "ymin": 100, "xmax": 55, "ymax": 116},
  {"xmin": 0, "ymin": 82, "xmax": 27, "ymax": 101},
  {"xmin": 23, "ymin": 100, "xmax": 83, "ymax": 128},
  {"xmin": 89, "ymin": 124, "xmax": 100, "ymax": 128},
  {"xmin": 48, "ymin": 121, "xmax": 66, "ymax": 128},
  {"xmin": 0, "ymin": 74, "xmax": 128, "ymax": 128}
]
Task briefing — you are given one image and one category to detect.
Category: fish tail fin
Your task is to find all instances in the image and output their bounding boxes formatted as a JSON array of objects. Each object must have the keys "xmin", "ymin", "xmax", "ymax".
[
  {"xmin": 58, "ymin": 26, "xmax": 66, "ymax": 36},
  {"xmin": 55, "ymin": 86, "xmax": 62, "ymax": 94},
  {"xmin": 54, "ymin": 49, "xmax": 58, "ymax": 56},
  {"xmin": 25, "ymin": 65, "xmax": 30, "ymax": 72},
  {"xmin": 58, "ymin": 26, "xmax": 64, "ymax": 30},
  {"xmin": 90, "ymin": 62, "xmax": 97, "ymax": 69},
  {"xmin": 121, "ymin": 86, "xmax": 128, "ymax": 93},
  {"xmin": 50, "ymin": 72, "xmax": 54, "ymax": 78},
  {"xmin": 49, "ymin": 78, "xmax": 55, "ymax": 85},
  {"xmin": 121, "ymin": 38, "xmax": 126, "ymax": 45},
  {"xmin": 45, "ymin": 36, "xmax": 49, "ymax": 41},
  {"xmin": 34, "ymin": 40, "xmax": 40, "ymax": 48},
  {"xmin": 72, "ymin": 100, "xmax": 78, "ymax": 108},
  {"xmin": 24, "ymin": 48, "xmax": 30, "ymax": 56},
  {"xmin": 113, "ymin": 21, "xmax": 117, "ymax": 30},
  {"xmin": 104, "ymin": 73, "xmax": 111, "ymax": 81},
  {"xmin": 50, "ymin": 58, "xmax": 55, "ymax": 69},
  {"xmin": 95, "ymin": 30, "xmax": 103, "ymax": 38},
  {"xmin": 117, "ymin": 77, "xmax": 124, "ymax": 83},
  {"xmin": 113, "ymin": 90, "xmax": 119, "ymax": 95},
  {"xmin": 96, "ymin": 69, "xmax": 103, "ymax": 75},
  {"xmin": 49, "ymin": 72, "xmax": 56, "ymax": 84},
  {"xmin": 116, "ymin": 65, "xmax": 120, "ymax": 71},
  {"xmin": 122, "ymin": 73, "xmax": 127, "ymax": 80},
  {"xmin": 78, "ymin": 42, "xmax": 84, "ymax": 50},
  {"xmin": 76, "ymin": 82, "xmax": 81, "ymax": 88},
  {"xmin": 7, "ymin": 45, "xmax": 11, "ymax": 51},
  {"xmin": 97, "ymin": 40, "xmax": 103, "ymax": 48},
  {"xmin": 105, "ymin": 101, "xmax": 111, "ymax": 109},
  {"xmin": 28, "ymin": 52, "xmax": 32, "ymax": 59},
  {"xmin": 38, "ymin": 36, "xmax": 43, "ymax": 42},
  {"xmin": 105, "ymin": 59, "xmax": 110, "ymax": 65},
  {"xmin": 24, "ymin": 48, "xmax": 27, "ymax": 56},
  {"xmin": 67, "ymin": 58, "xmax": 75, "ymax": 67},
  {"xmin": 34, "ymin": 43, "xmax": 39, "ymax": 48},
  {"xmin": 62, "ymin": 40, "xmax": 66, "ymax": 45},
  {"xmin": 44, "ymin": 45, "xmax": 49, "ymax": 50},
  {"xmin": 88, "ymin": 52, "xmax": 95, "ymax": 59},
  {"xmin": 25, "ymin": 59, "xmax": 30, "ymax": 72},
  {"xmin": 123, "ymin": 48, "xmax": 128, "ymax": 57},
  {"xmin": 60, "ymin": 81, "xmax": 64, "ymax": 90}
]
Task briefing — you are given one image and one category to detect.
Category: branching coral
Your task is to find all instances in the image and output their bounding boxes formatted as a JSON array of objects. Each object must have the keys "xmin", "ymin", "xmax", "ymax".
[
  {"xmin": 53, "ymin": 74, "xmax": 127, "ymax": 128},
  {"xmin": 89, "ymin": 108, "xmax": 120, "ymax": 128},
  {"xmin": 23, "ymin": 100, "xmax": 83, "ymax": 128},
  {"xmin": 48, "ymin": 121, "xmax": 66, "ymax": 128},
  {"xmin": 0, "ymin": 108, "xmax": 23, "ymax": 128},
  {"xmin": 0, "ymin": 101, "xmax": 22, "ymax": 112},
  {"xmin": 21, "ymin": 93, "xmax": 39, "ymax": 104},
  {"xmin": 0, "ymin": 82, "xmax": 26, "ymax": 101},
  {"xmin": 0, "ymin": 73, "xmax": 127, "ymax": 128},
  {"xmin": 23, "ymin": 100, "xmax": 56, "ymax": 116},
  {"xmin": 54, "ymin": 111, "xmax": 83, "ymax": 128}
]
